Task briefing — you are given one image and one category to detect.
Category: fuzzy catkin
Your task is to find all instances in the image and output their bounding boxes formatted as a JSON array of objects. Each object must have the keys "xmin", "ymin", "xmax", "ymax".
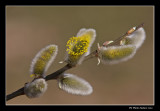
[
  {"xmin": 24, "ymin": 78, "xmax": 48, "ymax": 98},
  {"xmin": 100, "ymin": 45, "xmax": 136, "ymax": 64},
  {"xmin": 58, "ymin": 73, "xmax": 93, "ymax": 95},
  {"xmin": 30, "ymin": 44, "xmax": 58, "ymax": 77},
  {"xmin": 65, "ymin": 28, "xmax": 96, "ymax": 66}
]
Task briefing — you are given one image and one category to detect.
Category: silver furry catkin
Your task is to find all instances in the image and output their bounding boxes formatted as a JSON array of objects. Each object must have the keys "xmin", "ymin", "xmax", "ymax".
[
  {"xmin": 24, "ymin": 78, "xmax": 48, "ymax": 98},
  {"xmin": 30, "ymin": 44, "xmax": 58, "ymax": 78},
  {"xmin": 58, "ymin": 73, "xmax": 93, "ymax": 95}
]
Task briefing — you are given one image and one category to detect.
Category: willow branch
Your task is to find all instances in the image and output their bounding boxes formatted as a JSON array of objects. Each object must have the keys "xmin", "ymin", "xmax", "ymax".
[
  {"xmin": 45, "ymin": 64, "xmax": 72, "ymax": 81},
  {"xmin": 6, "ymin": 51, "xmax": 97, "ymax": 101},
  {"xmin": 6, "ymin": 64, "xmax": 72, "ymax": 101},
  {"xmin": 6, "ymin": 87, "xmax": 24, "ymax": 101}
]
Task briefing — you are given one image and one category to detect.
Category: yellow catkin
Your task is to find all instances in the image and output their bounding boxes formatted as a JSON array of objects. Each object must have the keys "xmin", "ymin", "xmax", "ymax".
[
  {"xmin": 33, "ymin": 46, "xmax": 56, "ymax": 75},
  {"xmin": 102, "ymin": 46, "xmax": 135, "ymax": 60},
  {"xmin": 66, "ymin": 34, "xmax": 91, "ymax": 57}
]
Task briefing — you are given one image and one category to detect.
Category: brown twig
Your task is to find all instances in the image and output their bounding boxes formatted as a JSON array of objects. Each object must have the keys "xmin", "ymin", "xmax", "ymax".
[
  {"xmin": 6, "ymin": 87, "xmax": 25, "ymax": 101},
  {"xmin": 106, "ymin": 23, "xmax": 144, "ymax": 47}
]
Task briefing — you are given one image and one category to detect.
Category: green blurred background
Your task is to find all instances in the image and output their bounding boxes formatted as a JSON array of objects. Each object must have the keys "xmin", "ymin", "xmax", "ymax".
[{"xmin": 6, "ymin": 6, "xmax": 154, "ymax": 105}]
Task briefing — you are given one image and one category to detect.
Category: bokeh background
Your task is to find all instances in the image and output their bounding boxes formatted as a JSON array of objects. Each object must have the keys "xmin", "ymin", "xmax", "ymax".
[{"xmin": 6, "ymin": 6, "xmax": 154, "ymax": 105}]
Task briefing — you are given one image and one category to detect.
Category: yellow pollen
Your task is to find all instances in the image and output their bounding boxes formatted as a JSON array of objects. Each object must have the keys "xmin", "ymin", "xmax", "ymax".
[{"xmin": 66, "ymin": 34, "xmax": 91, "ymax": 56}]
